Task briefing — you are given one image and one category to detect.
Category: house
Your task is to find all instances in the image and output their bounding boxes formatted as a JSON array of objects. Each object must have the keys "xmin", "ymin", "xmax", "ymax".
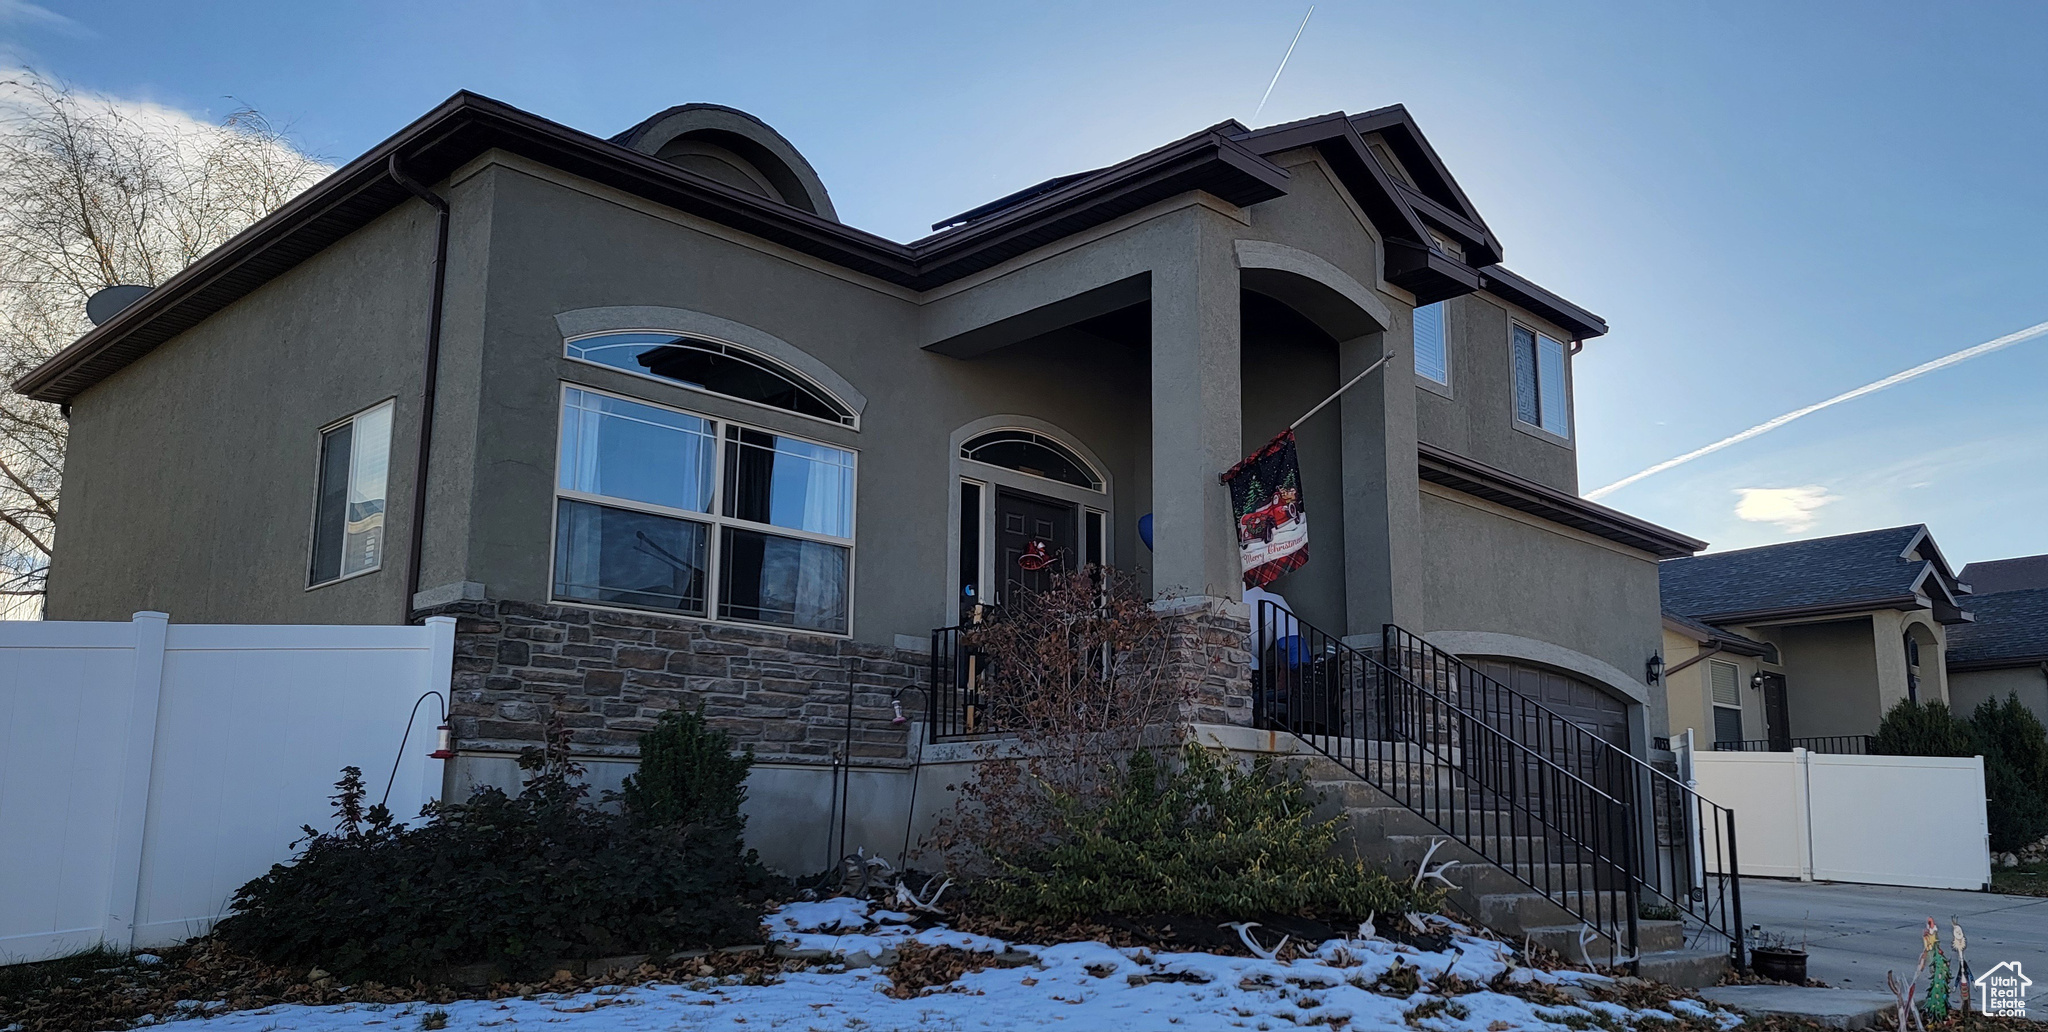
[
  {"xmin": 1658, "ymin": 525, "xmax": 1972, "ymax": 751},
  {"xmin": 1948, "ymin": 554, "xmax": 2048, "ymax": 725},
  {"xmin": 18, "ymin": 94, "xmax": 1702, "ymax": 872}
]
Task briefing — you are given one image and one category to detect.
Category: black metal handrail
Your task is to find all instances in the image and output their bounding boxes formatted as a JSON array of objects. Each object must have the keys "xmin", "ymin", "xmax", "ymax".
[
  {"xmin": 1713, "ymin": 735, "xmax": 1871, "ymax": 755},
  {"xmin": 1259, "ymin": 603, "xmax": 1641, "ymax": 964},
  {"xmin": 928, "ymin": 612, "xmax": 997, "ymax": 740},
  {"xmin": 1382, "ymin": 625, "xmax": 1743, "ymax": 967}
]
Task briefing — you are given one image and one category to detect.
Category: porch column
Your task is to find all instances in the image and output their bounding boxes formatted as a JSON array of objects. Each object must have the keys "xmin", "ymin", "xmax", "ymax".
[
  {"xmin": 1148, "ymin": 212, "xmax": 1243, "ymax": 601},
  {"xmin": 1339, "ymin": 302, "xmax": 1424, "ymax": 640}
]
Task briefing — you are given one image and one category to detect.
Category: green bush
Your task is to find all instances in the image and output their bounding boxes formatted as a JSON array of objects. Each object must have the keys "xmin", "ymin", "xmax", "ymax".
[
  {"xmin": 214, "ymin": 721, "xmax": 776, "ymax": 982},
  {"xmin": 975, "ymin": 745, "xmax": 1437, "ymax": 923},
  {"xmin": 618, "ymin": 706, "xmax": 754, "ymax": 830},
  {"xmin": 1871, "ymin": 699, "xmax": 1975, "ymax": 757},
  {"xmin": 1970, "ymin": 695, "xmax": 2048, "ymax": 852}
]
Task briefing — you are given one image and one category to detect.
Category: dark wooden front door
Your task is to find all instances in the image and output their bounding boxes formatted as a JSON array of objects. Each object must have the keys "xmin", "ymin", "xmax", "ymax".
[
  {"xmin": 995, "ymin": 488, "xmax": 1077, "ymax": 603},
  {"xmin": 1760, "ymin": 673, "xmax": 1790, "ymax": 751}
]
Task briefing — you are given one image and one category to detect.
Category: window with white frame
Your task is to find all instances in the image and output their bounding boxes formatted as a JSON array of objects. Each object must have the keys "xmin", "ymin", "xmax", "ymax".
[
  {"xmin": 565, "ymin": 331, "xmax": 856, "ymax": 427},
  {"xmin": 552, "ymin": 386, "xmax": 854, "ymax": 633},
  {"xmin": 1511, "ymin": 325, "xmax": 1571, "ymax": 437},
  {"xmin": 308, "ymin": 401, "xmax": 394, "ymax": 587},
  {"xmin": 1708, "ymin": 660, "xmax": 1744, "ymax": 745},
  {"xmin": 1413, "ymin": 301, "xmax": 1449, "ymax": 385}
]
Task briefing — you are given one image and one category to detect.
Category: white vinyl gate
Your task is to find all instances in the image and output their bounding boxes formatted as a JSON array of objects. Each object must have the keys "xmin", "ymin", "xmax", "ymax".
[
  {"xmin": 0, "ymin": 612, "xmax": 455, "ymax": 964},
  {"xmin": 1689, "ymin": 744, "xmax": 1991, "ymax": 890}
]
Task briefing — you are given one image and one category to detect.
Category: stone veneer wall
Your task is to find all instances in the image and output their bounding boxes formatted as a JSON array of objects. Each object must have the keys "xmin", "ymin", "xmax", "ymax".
[
  {"xmin": 423, "ymin": 596, "xmax": 1256, "ymax": 764},
  {"xmin": 423, "ymin": 599, "xmax": 927, "ymax": 763},
  {"xmin": 1158, "ymin": 596, "xmax": 1255, "ymax": 726}
]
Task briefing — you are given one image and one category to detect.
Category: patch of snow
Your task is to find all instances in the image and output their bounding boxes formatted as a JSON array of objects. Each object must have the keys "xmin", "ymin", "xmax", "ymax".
[
  {"xmin": 133, "ymin": 953, "xmax": 164, "ymax": 966},
  {"xmin": 146, "ymin": 900, "xmax": 1744, "ymax": 1032}
]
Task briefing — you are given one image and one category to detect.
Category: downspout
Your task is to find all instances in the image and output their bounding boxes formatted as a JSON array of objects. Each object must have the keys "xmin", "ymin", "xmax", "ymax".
[
  {"xmin": 387, "ymin": 156, "xmax": 450, "ymax": 619},
  {"xmin": 1662, "ymin": 642, "xmax": 1727, "ymax": 678}
]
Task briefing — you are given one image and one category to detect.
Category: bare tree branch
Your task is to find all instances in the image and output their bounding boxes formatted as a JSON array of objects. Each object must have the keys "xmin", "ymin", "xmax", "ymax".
[{"xmin": 0, "ymin": 71, "xmax": 328, "ymax": 617}]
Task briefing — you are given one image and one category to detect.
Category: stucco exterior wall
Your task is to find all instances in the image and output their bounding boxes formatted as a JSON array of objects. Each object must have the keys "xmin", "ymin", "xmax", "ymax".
[
  {"xmin": 1414, "ymin": 482, "xmax": 1665, "ymax": 738},
  {"xmin": 46, "ymin": 190, "xmax": 473, "ymax": 624},
  {"xmin": 457, "ymin": 161, "xmax": 1154, "ymax": 647},
  {"xmin": 1414, "ymin": 292, "xmax": 1578, "ymax": 494},
  {"xmin": 1950, "ymin": 665, "xmax": 2048, "ymax": 726},
  {"xmin": 1770, "ymin": 617, "xmax": 1884, "ymax": 738},
  {"xmin": 1659, "ymin": 629, "xmax": 1769, "ymax": 747}
]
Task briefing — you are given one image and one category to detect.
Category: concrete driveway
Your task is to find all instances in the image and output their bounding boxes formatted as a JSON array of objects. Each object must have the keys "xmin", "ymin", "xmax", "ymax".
[{"xmin": 1737, "ymin": 879, "xmax": 2047, "ymax": 997}]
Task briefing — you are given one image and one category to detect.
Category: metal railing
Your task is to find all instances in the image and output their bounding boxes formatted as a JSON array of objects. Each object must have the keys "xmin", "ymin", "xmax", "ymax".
[
  {"xmin": 1381, "ymin": 625, "xmax": 1743, "ymax": 967},
  {"xmin": 1257, "ymin": 603, "xmax": 1642, "ymax": 964},
  {"xmin": 1713, "ymin": 735, "xmax": 1872, "ymax": 755},
  {"xmin": 928, "ymin": 610, "xmax": 999, "ymax": 740}
]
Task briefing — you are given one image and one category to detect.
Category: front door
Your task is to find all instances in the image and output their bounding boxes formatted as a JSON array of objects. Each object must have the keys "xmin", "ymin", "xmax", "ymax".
[
  {"xmin": 1760, "ymin": 673, "xmax": 1790, "ymax": 751},
  {"xmin": 994, "ymin": 487, "xmax": 1077, "ymax": 603}
]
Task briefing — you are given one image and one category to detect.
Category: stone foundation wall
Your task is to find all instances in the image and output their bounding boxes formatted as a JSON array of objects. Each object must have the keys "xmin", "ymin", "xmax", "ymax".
[
  {"xmin": 424, "ymin": 596, "xmax": 1257, "ymax": 765},
  {"xmin": 1157, "ymin": 595, "xmax": 1255, "ymax": 726},
  {"xmin": 423, "ymin": 599, "xmax": 927, "ymax": 764}
]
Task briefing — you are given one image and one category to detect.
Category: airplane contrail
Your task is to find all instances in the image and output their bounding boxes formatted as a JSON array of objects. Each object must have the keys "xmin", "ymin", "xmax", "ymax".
[
  {"xmin": 1585, "ymin": 318, "xmax": 2048, "ymax": 501},
  {"xmin": 1254, "ymin": 6, "xmax": 1314, "ymax": 120}
]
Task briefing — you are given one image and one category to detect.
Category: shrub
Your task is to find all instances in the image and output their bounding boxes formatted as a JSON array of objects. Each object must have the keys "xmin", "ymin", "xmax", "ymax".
[
  {"xmin": 1970, "ymin": 694, "xmax": 2048, "ymax": 853},
  {"xmin": 618, "ymin": 705, "xmax": 754, "ymax": 830},
  {"xmin": 974, "ymin": 745, "xmax": 1437, "ymax": 923},
  {"xmin": 214, "ymin": 719, "xmax": 776, "ymax": 982},
  {"xmin": 1871, "ymin": 699, "xmax": 1975, "ymax": 757}
]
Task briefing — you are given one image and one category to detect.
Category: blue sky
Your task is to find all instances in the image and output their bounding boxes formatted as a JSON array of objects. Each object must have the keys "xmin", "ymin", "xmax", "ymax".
[{"xmin": 8, "ymin": 0, "xmax": 2046, "ymax": 567}]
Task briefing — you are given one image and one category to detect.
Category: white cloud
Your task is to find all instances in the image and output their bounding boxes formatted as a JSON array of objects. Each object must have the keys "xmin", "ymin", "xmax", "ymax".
[
  {"xmin": 0, "ymin": 0, "xmax": 84, "ymax": 35},
  {"xmin": 1733, "ymin": 485, "xmax": 1837, "ymax": 533}
]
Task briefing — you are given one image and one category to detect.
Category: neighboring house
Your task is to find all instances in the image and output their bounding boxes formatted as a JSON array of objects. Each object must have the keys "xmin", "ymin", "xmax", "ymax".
[
  {"xmin": 1658, "ymin": 525, "xmax": 1972, "ymax": 751},
  {"xmin": 1947, "ymin": 554, "xmax": 2048, "ymax": 725},
  {"xmin": 17, "ymin": 94, "xmax": 1701, "ymax": 868}
]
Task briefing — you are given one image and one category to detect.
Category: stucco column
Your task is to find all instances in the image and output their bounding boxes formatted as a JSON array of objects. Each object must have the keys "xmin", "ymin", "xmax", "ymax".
[
  {"xmin": 1148, "ymin": 212, "xmax": 1243, "ymax": 600},
  {"xmin": 1338, "ymin": 299, "xmax": 1424, "ymax": 639}
]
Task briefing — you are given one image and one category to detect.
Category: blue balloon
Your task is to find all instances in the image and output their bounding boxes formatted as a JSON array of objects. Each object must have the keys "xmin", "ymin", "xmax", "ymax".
[{"xmin": 1138, "ymin": 513, "xmax": 1153, "ymax": 550}]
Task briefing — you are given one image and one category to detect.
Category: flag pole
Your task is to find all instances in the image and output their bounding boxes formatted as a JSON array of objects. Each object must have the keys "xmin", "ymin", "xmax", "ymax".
[{"xmin": 1288, "ymin": 349, "xmax": 1396, "ymax": 431}]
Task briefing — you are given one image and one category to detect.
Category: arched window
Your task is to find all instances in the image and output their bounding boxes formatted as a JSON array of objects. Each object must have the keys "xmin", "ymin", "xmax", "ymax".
[
  {"xmin": 566, "ymin": 331, "xmax": 856, "ymax": 426},
  {"xmin": 960, "ymin": 430, "xmax": 1102, "ymax": 490}
]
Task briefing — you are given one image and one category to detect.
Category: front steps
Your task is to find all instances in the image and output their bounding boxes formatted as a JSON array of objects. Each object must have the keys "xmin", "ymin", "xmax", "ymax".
[{"xmin": 1298, "ymin": 755, "xmax": 1731, "ymax": 988}]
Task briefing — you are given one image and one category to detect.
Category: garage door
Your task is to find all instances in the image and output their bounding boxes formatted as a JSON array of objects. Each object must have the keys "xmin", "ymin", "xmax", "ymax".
[{"xmin": 1470, "ymin": 658, "xmax": 1631, "ymax": 751}]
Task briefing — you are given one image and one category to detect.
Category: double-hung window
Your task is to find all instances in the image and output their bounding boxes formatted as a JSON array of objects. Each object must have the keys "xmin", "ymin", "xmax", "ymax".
[
  {"xmin": 1708, "ymin": 660, "xmax": 1744, "ymax": 745},
  {"xmin": 553, "ymin": 386, "xmax": 855, "ymax": 633},
  {"xmin": 1413, "ymin": 301, "xmax": 1449, "ymax": 386},
  {"xmin": 308, "ymin": 401, "xmax": 394, "ymax": 586},
  {"xmin": 1511, "ymin": 325, "xmax": 1571, "ymax": 437}
]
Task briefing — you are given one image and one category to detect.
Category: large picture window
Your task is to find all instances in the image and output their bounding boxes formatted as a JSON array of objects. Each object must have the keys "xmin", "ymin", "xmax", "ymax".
[
  {"xmin": 308, "ymin": 401, "xmax": 393, "ymax": 587},
  {"xmin": 552, "ymin": 385, "xmax": 855, "ymax": 633}
]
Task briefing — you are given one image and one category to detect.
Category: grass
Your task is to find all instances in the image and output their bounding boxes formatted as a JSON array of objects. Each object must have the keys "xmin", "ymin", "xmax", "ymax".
[
  {"xmin": 0, "ymin": 944, "xmax": 133, "ymax": 999},
  {"xmin": 1990, "ymin": 862, "xmax": 2048, "ymax": 897}
]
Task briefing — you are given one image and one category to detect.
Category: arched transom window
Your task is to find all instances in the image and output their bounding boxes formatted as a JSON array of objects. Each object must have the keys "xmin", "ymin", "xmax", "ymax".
[
  {"xmin": 960, "ymin": 429, "xmax": 1103, "ymax": 491},
  {"xmin": 566, "ymin": 331, "xmax": 856, "ymax": 426}
]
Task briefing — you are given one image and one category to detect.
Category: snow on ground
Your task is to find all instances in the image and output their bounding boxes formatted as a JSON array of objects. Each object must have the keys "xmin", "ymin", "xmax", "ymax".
[{"xmin": 145, "ymin": 899, "xmax": 1746, "ymax": 1032}]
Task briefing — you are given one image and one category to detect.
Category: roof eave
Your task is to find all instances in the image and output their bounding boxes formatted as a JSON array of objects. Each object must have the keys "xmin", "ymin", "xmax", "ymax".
[{"xmin": 1418, "ymin": 442, "xmax": 1705, "ymax": 558}]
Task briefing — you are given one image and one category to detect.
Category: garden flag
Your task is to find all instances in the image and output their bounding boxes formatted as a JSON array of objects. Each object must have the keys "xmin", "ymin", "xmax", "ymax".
[{"xmin": 1220, "ymin": 430, "xmax": 1309, "ymax": 588}]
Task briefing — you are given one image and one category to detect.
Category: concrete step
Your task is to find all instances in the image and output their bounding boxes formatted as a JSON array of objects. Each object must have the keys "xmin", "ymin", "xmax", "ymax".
[
  {"xmin": 1475, "ymin": 889, "xmax": 1636, "ymax": 933},
  {"xmin": 1637, "ymin": 947, "xmax": 1733, "ymax": 989},
  {"xmin": 1522, "ymin": 920, "xmax": 1684, "ymax": 957}
]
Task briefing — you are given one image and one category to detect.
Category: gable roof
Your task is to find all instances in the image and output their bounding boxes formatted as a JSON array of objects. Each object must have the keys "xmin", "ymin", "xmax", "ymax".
[
  {"xmin": 1960, "ymin": 554, "xmax": 2048, "ymax": 596},
  {"xmin": 1946, "ymin": 587, "xmax": 2048, "ymax": 669},
  {"xmin": 15, "ymin": 91, "xmax": 1605, "ymax": 405},
  {"xmin": 1659, "ymin": 525, "xmax": 1973, "ymax": 625}
]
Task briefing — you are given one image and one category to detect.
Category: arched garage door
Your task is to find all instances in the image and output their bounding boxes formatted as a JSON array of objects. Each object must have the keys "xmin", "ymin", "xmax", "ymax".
[{"xmin": 1470, "ymin": 657, "xmax": 1631, "ymax": 751}]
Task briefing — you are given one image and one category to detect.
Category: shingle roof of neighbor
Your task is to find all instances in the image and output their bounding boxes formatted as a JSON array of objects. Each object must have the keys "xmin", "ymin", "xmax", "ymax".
[
  {"xmin": 1960, "ymin": 554, "xmax": 2048, "ymax": 595},
  {"xmin": 1659, "ymin": 525, "xmax": 1961, "ymax": 623},
  {"xmin": 1661, "ymin": 610, "xmax": 1771, "ymax": 656},
  {"xmin": 1947, "ymin": 587, "xmax": 2048, "ymax": 667}
]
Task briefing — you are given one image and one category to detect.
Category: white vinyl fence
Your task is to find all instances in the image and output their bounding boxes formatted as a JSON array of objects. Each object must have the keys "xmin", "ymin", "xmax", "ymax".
[
  {"xmin": 1690, "ymin": 745, "xmax": 1990, "ymax": 890},
  {"xmin": 0, "ymin": 612, "xmax": 455, "ymax": 964}
]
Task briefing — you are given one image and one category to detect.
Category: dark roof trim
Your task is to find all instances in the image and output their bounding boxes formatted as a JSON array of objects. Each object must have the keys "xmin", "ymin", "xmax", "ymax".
[
  {"xmin": 1417, "ymin": 442, "xmax": 1706, "ymax": 558},
  {"xmin": 1661, "ymin": 611, "xmax": 1772, "ymax": 657},
  {"xmin": 1478, "ymin": 266, "xmax": 1609, "ymax": 341},
  {"xmin": 1949, "ymin": 655, "xmax": 2048, "ymax": 672},
  {"xmin": 16, "ymin": 93, "xmax": 1288, "ymax": 403},
  {"xmin": 1686, "ymin": 597, "xmax": 1926, "ymax": 627},
  {"xmin": 1349, "ymin": 105, "xmax": 1499, "ymax": 260}
]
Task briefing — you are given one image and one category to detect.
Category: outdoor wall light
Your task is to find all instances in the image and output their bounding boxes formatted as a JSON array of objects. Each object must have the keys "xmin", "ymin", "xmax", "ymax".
[
  {"xmin": 1645, "ymin": 654, "xmax": 1663, "ymax": 685},
  {"xmin": 1751, "ymin": 673, "xmax": 1765, "ymax": 691}
]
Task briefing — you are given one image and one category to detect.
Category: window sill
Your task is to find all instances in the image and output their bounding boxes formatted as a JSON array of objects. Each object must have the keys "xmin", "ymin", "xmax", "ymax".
[
  {"xmin": 1510, "ymin": 417, "xmax": 1573, "ymax": 448},
  {"xmin": 306, "ymin": 564, "xmax": 383, "ymax": 592},
  {"xmin": 547, "ymin": 594, "xmax": 854, "ymax": 640},
  {"xmin": 1416, "ymin": 376, "xmax": 1453, "ymax": 401}
]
